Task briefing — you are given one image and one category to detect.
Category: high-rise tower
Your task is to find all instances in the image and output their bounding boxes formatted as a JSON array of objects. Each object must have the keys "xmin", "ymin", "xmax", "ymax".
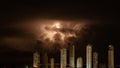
[
  {"xmin": 77, "ymin": 57, "xmax": 83, "ymax": 68},
  {"xmin": 50, "ymin": 58, "xmax": 54, "ymax": 68},
  {"xmin": 43, "ymin": 53, "xmax": 48, "ymax": 68},
  {"xmin": 93, "ymin": 52, "xmax": 98, "ymax": 68},
  {"xmin": 86, "ymin": 44, "xmax": 92, "ymax": 68},
  {"xmin": 33, "ymin": 51, "xmax": 40, "ymax": 68},
  {"xmin": 69, "ymin": 45, "xmax": 75, "ymax": 68},
  {"xmin": 108, "ymin": 45, "xmax": 114, "ymax": 68},
  {"xmin": 60, "ymin": 48, "xmax": 67, "ymax": 68}
]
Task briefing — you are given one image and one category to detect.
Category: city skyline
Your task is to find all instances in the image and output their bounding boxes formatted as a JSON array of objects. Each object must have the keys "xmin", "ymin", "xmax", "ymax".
[{"xmin": 0, "ymin": 1, "xmax": 120, "ymax": 68}]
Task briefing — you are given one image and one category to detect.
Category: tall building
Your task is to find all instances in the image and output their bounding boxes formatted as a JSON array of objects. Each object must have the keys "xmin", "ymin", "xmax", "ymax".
[
  {"xmin": 93, "ymin": 52, "xmax": 98, "ymax": 68},
  {"xmin": 50, "ymin": 58, "xmax": 54, "ymax": 68},
  {"xmin": 25, "ymin": 65, "xmax": 29, "ymax": 68},
  {"xmin": 86, "ymin": 44, "xmax": 92, "ymax": 68},
  {"xmin": 33, "ymin": 51, "xmax": 40, "ymax": 68},
  {"xmin": 108, "ymin": 45, "xmax": 114, "ymax": 68},
  {"xmin": 77, "ymin": 57, "xmax": 83, "ymax": 68},
  {"xmin": 60, "ymin": 48, "xmax": 67, "ymax": 68},
  {"xmin": 43, "ymin": 53, "xmax": 48, "ymax": 68},
  {"xmin": 99, "ymin": 63, "xmax": 106, "ymax": 68},
  {"xmin": 69, "ymin": 45, "xmax": 75, "ymax": 68}
]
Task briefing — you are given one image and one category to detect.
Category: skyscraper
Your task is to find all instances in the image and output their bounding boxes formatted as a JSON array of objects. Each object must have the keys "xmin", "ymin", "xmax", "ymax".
[
  {"xmin": 93, "ymin": 52, "xmax": 98, "ymax": 68},
  {"xmin": 99, "ymin": 63, "xmax": 106, "ymax": 68},
  {"xmin": 50, "ymin": 58, "xmax": 54, "ymax": 68},
  {"xmin": 33, "ymin": 51, "xmax": 40, "ymax": 68},
  {"xmin": 43, "ymin": 53, "xmax": 48, "ymax": 68},
  {"xmin": 60, "ymin": 48, "xmax": 67, "ymax": 68},
  {"xmin": 77, "ymin": 57, "xmax": 83, "ymax": 68},
  {"xmin": 108, "ymin": 45, "xmax": 114, "ymax": 68},
  {"xmin": 86, "ymin": 44, "xmax": 92, "ymax": 68},
  {"xmin": 69, "ymin": 45, "xmax": 75, "ymax": 68}
]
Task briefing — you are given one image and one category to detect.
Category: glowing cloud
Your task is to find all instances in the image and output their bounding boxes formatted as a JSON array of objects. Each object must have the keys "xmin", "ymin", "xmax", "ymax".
[{"xmin": 36, "ymin": 20, "xmax": 85, "ymax": 45}]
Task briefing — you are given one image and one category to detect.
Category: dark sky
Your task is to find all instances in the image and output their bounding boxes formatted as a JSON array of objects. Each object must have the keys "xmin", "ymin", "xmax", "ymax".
[{"xmin": 0, "ymin": 1, "xmax": 120, "ymax": 66}]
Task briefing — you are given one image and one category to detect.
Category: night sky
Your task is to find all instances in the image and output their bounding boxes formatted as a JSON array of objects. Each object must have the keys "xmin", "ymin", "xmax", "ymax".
[{"xmin": 0, "ymin": 1, "xmax": 120, "ymax": 66}]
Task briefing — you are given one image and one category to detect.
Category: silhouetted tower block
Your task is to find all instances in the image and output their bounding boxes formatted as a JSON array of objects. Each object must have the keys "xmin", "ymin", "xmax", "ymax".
[
  {"xmin": 86, "ymin": 44, "xmax": 92, "ymax": 68},
  {"xmin": 60, "ymin": 48, "xmax": 67, "ymax": 68},
  {"xmin": 77, "ymin": 57, "xmax": 83, "ymax": 68},
  {"xmin": 50, "ymin": 58, "xmax": 54, "ymax": 68},
  {"xmin": 69, "ymin": 45, "xmax": 75, "ymax": 68},
  {"xmin": 25, "ymin": 65, "xmax": 29, "ymax": 68},
  {"xmin": 33, "ymin": 51, "xmax": 40, "ymax": 68},
  {"xmin": 108, "ymin": 45, "xmax": 114, "ymax": 68},
  {"xmin": 99, "ymin": 63, "xmax": 106, "ymax": 68},
  {"xmin": 43, "ymin": 53, "xmax": 48, "ymax": 68},
  {"xmin": 93, "ymin": 52, "xmax": 98, "ymax": 68}
]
